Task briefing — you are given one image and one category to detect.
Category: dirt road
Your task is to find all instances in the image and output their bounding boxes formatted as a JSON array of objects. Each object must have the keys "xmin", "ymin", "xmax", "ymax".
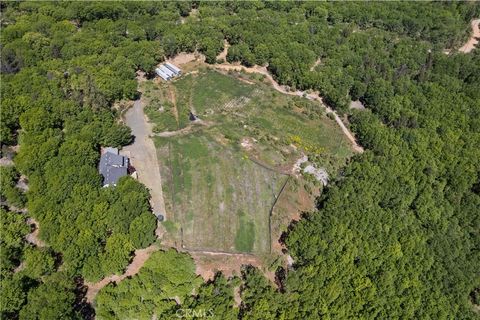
[
  {"xmin": 120, "ymin": 98, "xmax": 167, "ymax": 230},
  {"xmin": 154, "ymin": 120, "xmax": 211, "ymax": 138},
  {"xmin": 84, "ymin": 244, "xmax": 159, "ymax": 303},
  {"xmin": 459, "ymin": 19, "xmax": 480, "ymax": 53},
  {"xmin": 213, "ymin": 64, "xmax": 364, "ymax": 153}
]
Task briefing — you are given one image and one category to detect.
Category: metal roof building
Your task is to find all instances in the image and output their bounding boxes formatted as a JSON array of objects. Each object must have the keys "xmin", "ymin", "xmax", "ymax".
[
  {"xmin": 155, "ymin": 63, "xmax": 181, "ymax": 81},
  {"xmin": 159, "ymin": 65, "xmax": 175, "ymax": 78},
  {"xmin": 165, "ymin": 62, "xmax": 181, "ymax": 75},
  {"xmin": 99, "ymin": 149, "xmax": 129, "ymax": 187},
  {"xmin": 155, "ymin": 67, "xmax": 171, "ymax": 81}
]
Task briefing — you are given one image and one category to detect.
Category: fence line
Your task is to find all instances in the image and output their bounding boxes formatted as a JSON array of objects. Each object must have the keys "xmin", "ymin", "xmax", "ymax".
[{"xmin": 267, "ymin": 175, "xmax": 291, "ymax": 253}]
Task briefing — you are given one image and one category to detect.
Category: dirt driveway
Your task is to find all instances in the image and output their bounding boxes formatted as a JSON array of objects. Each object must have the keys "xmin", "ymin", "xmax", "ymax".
[{"xmin": 121, "ymin": 98, "xmax": 167, "ymax": 231}]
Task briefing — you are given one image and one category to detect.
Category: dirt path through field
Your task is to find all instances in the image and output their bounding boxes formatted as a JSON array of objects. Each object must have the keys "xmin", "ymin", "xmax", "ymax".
[
  {"xmin": 169, "ymin": 86, "xmax": 180, "ymax": 126},
  {"xmin": 154, "ymin": 120, "xmax": 211, "ymax": 137},
  {"xmin": 213, "ymin": 64, "xmax": 364, "ymax": 153},
  {"xmin": 84, "ymin": 245, "xmax": 159, "ymax": 303},
  {"xmin": 459, "ymin": 19, "xmax": 480, "ymax": 53}
]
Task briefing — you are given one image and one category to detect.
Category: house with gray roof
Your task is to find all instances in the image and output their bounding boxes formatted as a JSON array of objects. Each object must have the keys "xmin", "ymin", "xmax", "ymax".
[{"xmin": 99, "ymin": 148, "xmax": 129, "ymax": 187}]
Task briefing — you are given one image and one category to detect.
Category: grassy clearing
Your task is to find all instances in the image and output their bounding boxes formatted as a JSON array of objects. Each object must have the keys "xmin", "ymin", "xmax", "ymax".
[
  {"xmin": 142, "ymin": 80, "xmax": 189, "ymax": 131},
  {"xmin": 150, "ymin": 68, "xmax": 354, "ymax": 253},
  {"xmin": 156, "ymin": 131, "xmax": 286, "ymax": 253},
  {"xmin": 187, "ymin": 70, "xmax": 254, "ymax": 114},
  {"xmin": 235, "ymin": 212, "xmax": 256, "ymax": 252},
  {"xmin": 186, "ymin": 69, "xmax": 352, "ymax": 172}
]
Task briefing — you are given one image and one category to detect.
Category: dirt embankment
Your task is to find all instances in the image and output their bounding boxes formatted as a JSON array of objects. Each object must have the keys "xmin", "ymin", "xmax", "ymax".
[
  {"xmin": 459, "ymin": 19, "xmax": 480, "ymax": 53},
  {"xmin": 189, "ymin": 251, "xmax": 276, "ymax": 284}
]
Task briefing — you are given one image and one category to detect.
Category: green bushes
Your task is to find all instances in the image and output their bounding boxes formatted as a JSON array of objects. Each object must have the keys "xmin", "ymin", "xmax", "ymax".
[
  {"xmin": 95, "ymin": 250, "xmax": 202, "ymax": 319},
  {"xmin": 0, "ymin": 166, "xmax": 26, "ymax": 208}
]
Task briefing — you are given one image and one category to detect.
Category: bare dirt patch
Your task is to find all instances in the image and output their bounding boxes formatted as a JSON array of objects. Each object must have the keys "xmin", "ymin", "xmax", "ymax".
[
  {"xmin": 0, "ymin": 157, "xmax": 14, "ymax": 166},
  {"xmin": 216, "ymin": 39, "xmax": 230, "ymax": 62},
  {"xmin": 240, "ymin": 137, "xmax": 255, "ymax": 151},
  {"xmin": 189, "ymin": 251, "xmax": 275, "ymax": 284},
  {"xmin": 168, "ymin": 52, "xmax": 202, "ymax": 66},
  {"xmin": 26, "ymin": 218, "xmax": 46, "ymax": 248},
  {"xmin": 350, "ymin": 100, "xmax": 365, "ymax": 110},
  {"xmin": 310, "ymin": 58, "xmax": 321, "ymax": 71}
]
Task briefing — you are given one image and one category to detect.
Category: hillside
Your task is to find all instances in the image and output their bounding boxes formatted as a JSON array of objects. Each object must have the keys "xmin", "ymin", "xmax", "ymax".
[{"xmin": 1, "ymin": 2, "xmax": 479, "ymax": 319}]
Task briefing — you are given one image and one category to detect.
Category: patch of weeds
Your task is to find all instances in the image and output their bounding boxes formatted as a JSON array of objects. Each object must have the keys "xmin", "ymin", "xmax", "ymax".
[{"xmin": 162, "ymin": 220, "xmax": 178, "ymax": 233}]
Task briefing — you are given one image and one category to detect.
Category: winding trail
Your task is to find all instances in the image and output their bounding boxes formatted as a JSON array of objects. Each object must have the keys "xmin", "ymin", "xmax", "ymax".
[
  {"xmin": 84, "ymin": 245, "xmax": 159, "ymax": 303},
  {"xmin": 459, "ymin": 19, "xmax": 480, "ymax": 53},
  {"xmin": 216, "ymin": 39, "xmax": 230, "ymax": 61},
  {"xmin": 213, "ymin": 64, "xmax": 364, "ymax": 153}
]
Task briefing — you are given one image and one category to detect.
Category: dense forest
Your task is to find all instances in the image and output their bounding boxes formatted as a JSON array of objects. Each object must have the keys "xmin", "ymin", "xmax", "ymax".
[{"xmin": 1, "ymin": 1, "xmax": 479, "ymax": 319}]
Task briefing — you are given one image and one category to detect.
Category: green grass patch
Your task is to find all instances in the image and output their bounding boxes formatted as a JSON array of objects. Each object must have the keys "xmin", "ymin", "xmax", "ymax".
[
  {"xmin": 175, "ymin": 70, "xmax": 254, "ymax": 115},
  {"xmin": 153, "ymin": 68, "xmax": 355, "ymax": 253},
  {"xmin": 157, "ymin": 132, "xmax": 284, "ymax": 253},
  {"xmin": 235, "ymin": 212, "xmax": 256, "ymax": 252},
  {"xmin": 162, "ymin": 220, "xmax": 178, "ymax": 233},
  {"xmin": 145, "ymin": 103, "xmax": 177, "ymax": 132}
]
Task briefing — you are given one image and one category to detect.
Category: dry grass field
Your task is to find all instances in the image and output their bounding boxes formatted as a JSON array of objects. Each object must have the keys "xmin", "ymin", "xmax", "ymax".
[
  {"xmin": 156, "ymin": 132, "xmax": 287, "ymax": 253},
  {"xmin": 145, "ymin": 68, "xmax": 354, "ymax": 253}
]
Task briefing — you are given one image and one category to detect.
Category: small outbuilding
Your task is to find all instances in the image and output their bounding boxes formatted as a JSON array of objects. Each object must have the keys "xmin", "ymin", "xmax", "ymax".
[
  {"xmin": 155, "ymin": 63, "xmax": 181, "ymax": 81},
  {"xmin": 165, "ymin": 62, "xmax": 182, "ymax": 75},
  {"xmin": 159, "ymin": 65, "xmax": 175, "ymax": 78},
  {"xmin": 155, "ymin": 68, "xmax": 171, "ymax": 81}
]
